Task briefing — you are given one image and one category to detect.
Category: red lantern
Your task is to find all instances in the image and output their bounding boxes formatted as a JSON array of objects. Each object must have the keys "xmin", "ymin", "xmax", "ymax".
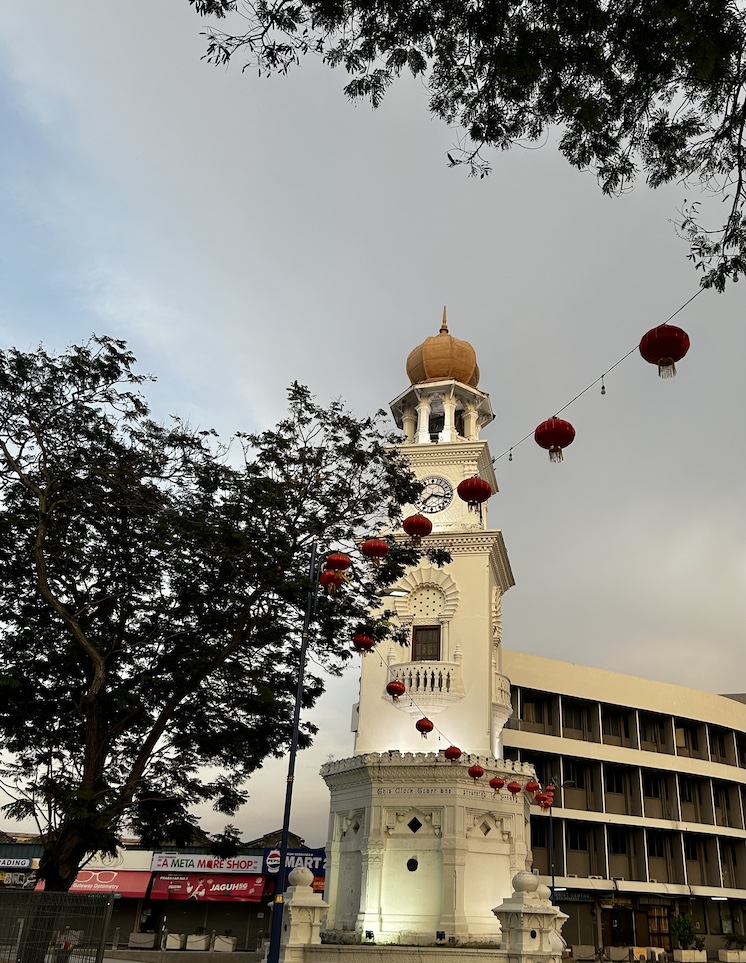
[
  {"xmin": 525, "ymin": 779, "xmax": 540, "ymax": 793},
  {"xmin": 534, "ymin": 417, "xmax": 576, "ymax": 463},
  {"xmin": 416, "ymin": 717, "xmax": 434, "ymax": 738},
  {"xmin": 320, "ymin": 570, "xmax": 345, "ymax": 594},
  {"xmin": 325, "ymin": 552, "xmax": 352, "ymax": 571},
  {"xmin": 534, "ymin": 792, "xmax": 549, "ymax": 806},
  {"xmin": 489, "ymin": 776, "xmax": 505, "ymax": 792},
  {"xmin": 639, "ymin": 324, "xmax": 690, "ymax": 378},
  {"xmin": 353, "ymin": 632, "xmax": 375, "ymax": 654},
  {"xmin": 468, "ymin": 765, "xmax": 485, "ymax": 780},
  {"xmin": 506, "ymin": 781, "xmax": 523, "ymax": 795},
  {"xmin": 361, "ymin": 538, "xmax": 389, "ymax": 565},
  {"xmin": 456, "ymin": 476, "xmax": 492, "ymax": 511},
  {"xmin": 402, "ymin": 513, "xmax": 433, "ymax": 546},
  {"xmin": 385, "ymin": 679, "xmax": 406, "ymax": 701},
  {"xmin": 444, "ymin": 745, "xmax": 462, "ymax": 764},
  {"xmin": 545, "ymin": 784, "xmax": 556, "ymax": 795}
]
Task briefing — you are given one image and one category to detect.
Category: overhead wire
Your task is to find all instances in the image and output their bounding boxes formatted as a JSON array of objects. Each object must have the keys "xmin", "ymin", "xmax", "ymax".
[{"xmin": 492, "ymin": 286, "xmax": 705, "ymax": 464}]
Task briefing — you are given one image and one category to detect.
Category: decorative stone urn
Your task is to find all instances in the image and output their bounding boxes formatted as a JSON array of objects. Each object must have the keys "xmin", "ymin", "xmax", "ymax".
[
  {"xmin": 493, "ymin": 871, "xmax": 568, "ymax": 963},
  {"xmin": 274, "ymin": 866, "xmax": 329, "ymax": 963}
]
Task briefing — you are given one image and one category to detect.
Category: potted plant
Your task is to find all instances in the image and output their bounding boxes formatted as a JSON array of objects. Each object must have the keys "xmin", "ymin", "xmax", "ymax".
[
  {"xmin": 719, "ymin": 934, "xmax": 746, "ymax": 963},
  {"xmin": 214, "ymin": 929, "xmax": 238, "ymax": 953},
  {"xmin": 186, "ymin": 927, "xmax": 211, "ymax": 951},
  {"xmin": 670, "ymin": 914, "xmax": 707, "ymax": 963},
  {"xmin": 165, "ymin": 932, "xmax": 186, "ymax": 950}
]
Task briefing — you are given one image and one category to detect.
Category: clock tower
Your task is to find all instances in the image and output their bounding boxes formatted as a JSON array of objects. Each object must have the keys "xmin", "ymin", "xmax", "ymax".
[{"xmin": 322, "ymin": 312, "xmax": 534, "ymax": 944}]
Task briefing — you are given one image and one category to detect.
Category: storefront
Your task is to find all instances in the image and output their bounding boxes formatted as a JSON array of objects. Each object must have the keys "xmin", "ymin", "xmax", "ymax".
[{"xmin": 140, "ymin": 852, "xmax": 268, "ymax": 949}]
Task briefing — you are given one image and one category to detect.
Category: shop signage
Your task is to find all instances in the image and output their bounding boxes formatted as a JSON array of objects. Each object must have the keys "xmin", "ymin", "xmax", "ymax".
[
  {"xmin": 150, "ymin": 873, "xmax": 265, "ymax": 902},
  {"xmin": 70, "ymin": 870, "xmax": 151, "ymax": 898},
  {"xmin": 0, "ymin": 858, "xmax": 32, "ymax": 869},
  {"xmin": 36, "ymin": 870, "xmax": 151, "ymax": 897},
  {"xmin": 262, "ymin": 848, "xmax": 326, "ymax": 876},
  {"xmin": 554, "ymin": 891, "xmax": 594, "ymax": 902},
  {"xmin": 151, "ymin": 853, "xmax": 262, "ymax": 874},
  {"xmin": 0, "ymin": 871, "xmax": 33, "ymax": 887}
]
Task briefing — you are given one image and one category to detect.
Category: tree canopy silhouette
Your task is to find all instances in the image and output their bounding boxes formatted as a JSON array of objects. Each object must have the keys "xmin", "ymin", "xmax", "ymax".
[
  {"xmin": 0, "ymin": 336, "xmax": 435, "ymax": 890},
  {"xmin": 191, "ymin": 0, "xmax": 746, "ymax": 290}
]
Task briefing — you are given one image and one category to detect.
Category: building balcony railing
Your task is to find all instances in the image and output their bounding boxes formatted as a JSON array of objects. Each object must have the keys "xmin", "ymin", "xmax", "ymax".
[{"xmin": 388, "ymin": 660, "xmax": 465, "ymax": 716}]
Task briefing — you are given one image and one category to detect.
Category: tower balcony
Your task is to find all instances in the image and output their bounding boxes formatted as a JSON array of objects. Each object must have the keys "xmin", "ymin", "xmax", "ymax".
[
  {"xmin": 493, "ymin": 671, "xmax": 512, "ymax": 713},
  {"xmin": 493, "ymin": 670, "xmax": 513, "ymax": 729},
  {"xmin": 388, "ymin": 660, "xmax": 465, "ymax": 716}
]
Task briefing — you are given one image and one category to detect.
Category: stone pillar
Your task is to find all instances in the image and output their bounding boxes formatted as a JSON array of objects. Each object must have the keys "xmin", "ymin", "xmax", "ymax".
[
  {"xmin": 401, "ymin": 407, "xmax": 417, "ymax": 443},
  {"xmin": 493, "ymin": 871, "xmax": 568, "ymax": 963},
  {"xmin": 439, "ymin": 845, "xmax": 469, "ymax": 938},
  {"xmin": 415, "ymin": 396, "xmax": 432, "ymax": 444},
  {"xmin": 463, "ymin": 403, "xmax": 479, "ymax": 440},
  {"xmin": 356, "ymin": 841, "xmax": 384, "ymax": 937},
  {"xmin": 275, "ymin": 867, "xmax": 329, "ymax": 963},
  {"xmin": 441, "ymin": 393, "xmax": 458, "ymax": 443}
]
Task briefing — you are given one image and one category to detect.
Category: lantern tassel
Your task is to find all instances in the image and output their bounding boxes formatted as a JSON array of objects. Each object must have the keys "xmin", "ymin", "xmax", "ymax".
[
  {"xmin": 658, "ymin": 359, "xmax": 677, "ymax": 378},
  {"xmin": 548, "ymin": 447, "xmax": 564, "ymax": 463}
]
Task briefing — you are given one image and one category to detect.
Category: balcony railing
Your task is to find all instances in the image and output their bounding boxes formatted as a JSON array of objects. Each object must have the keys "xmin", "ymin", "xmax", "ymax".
[{"xmin": 388, "ymin": 660, "xmax": 465, "ymax": 715}]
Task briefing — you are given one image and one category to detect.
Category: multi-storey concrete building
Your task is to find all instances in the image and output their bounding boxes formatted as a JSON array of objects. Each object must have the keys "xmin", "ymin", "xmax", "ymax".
[{"xmin": 502, "ymin": 649, "xmax": 746, "ymax": 955}]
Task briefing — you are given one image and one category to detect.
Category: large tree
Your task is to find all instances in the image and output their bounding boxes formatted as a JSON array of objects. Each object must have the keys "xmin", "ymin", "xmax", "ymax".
[
  {"xmin": 0, "ymin": 336, "xmax": 435, "ymax": 890},
  {"xmin": 190, "ymin": 0, "xmax": 746, "ymax": 291}
]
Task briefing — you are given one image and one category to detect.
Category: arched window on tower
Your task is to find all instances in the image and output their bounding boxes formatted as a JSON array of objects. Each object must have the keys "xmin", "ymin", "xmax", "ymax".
[{"xmin": 412, "ymin": 625, "xmax": 441, "ymax": 661}]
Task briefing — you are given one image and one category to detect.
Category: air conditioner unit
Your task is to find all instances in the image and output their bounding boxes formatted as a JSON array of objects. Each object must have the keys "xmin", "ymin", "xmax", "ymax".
[
  {"xmin": 532, "ymin": 869, "xmax": 540, "ymax": 876},
  {"xmin": 589, "ymin": 875, "xmax": 603, "ymax": 880},
  {"xmin": 649, "ymin": 879, "xmax": 658, "ymax": 883},
  {"xmin": 568, "ymin": 874, "xmax": 579, "ymax": 878}
]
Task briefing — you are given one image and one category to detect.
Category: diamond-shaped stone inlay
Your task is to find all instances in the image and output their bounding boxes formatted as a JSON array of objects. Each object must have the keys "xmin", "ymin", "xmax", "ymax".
[{"xmin": 408, "ymin": 817, "xmax": 423, "ymax": 834}]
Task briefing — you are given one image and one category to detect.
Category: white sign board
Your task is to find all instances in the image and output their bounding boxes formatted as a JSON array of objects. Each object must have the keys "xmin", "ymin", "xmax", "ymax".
[{"xmin": 151, "ymin": 853, "xmax": 262, "ymax": 874}]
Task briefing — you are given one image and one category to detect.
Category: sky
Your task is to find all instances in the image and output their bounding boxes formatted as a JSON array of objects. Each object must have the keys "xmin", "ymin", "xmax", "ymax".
[{"xmin": 0, "ymin": 1, "xmax": 744, "ymax": 849}]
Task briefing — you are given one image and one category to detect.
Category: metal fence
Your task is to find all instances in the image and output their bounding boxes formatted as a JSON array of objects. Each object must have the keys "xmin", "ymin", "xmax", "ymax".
[{"xmin": 0, "ymin": 891, "xmax": 113, "ymax": 963}]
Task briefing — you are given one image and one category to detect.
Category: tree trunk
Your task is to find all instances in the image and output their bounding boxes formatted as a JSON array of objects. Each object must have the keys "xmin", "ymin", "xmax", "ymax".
[{"xmin": 38, "ymin": 826, "xmax": 91, "ymax": 891}]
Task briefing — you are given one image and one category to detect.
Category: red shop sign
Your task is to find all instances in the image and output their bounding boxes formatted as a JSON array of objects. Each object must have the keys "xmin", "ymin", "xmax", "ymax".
[
  {"xmin": 151, "ymin": 873, "xmax": 265, "ymax": 902},
  {"xmin": 36, "ymin": 870, "xmax": 151, "ymax": 898}
]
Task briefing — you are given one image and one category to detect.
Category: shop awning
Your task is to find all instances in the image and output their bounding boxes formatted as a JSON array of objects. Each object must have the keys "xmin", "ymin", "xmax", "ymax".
[
  {"xmin": 69, "ymin": 870, "xmax": 151, "ymax": 897},
  {"xmin": 150, "ymin": 873, "xmax": 265, "ymax": 902}
]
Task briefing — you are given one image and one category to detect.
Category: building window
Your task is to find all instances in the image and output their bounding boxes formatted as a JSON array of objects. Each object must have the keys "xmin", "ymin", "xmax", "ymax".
[
  {"xmin": 680, "ymin": 778, "xmax": 693, "ymax": 803},
  {"xmin": 523, "ymin": 694, "xmax": 553, "ymax": 726},
  {"xmin": 684, "ymin": 836, "xmax": 699, "ymax": 861},
  {"xmin": 603, "ymin": 710, "xmax": 630, "ymax": 739},
  {"xmin": 643, "ymin": 772, "xmax": 661, "ymax": 798},
  {"xmin": 710, "ymin": 729, "xmax": 727, "ymax": 760},
  {"xmin": 567, "ymin": 824, "xmax": 589, "ymax": 851},
  {"xmin": 676, "ymin": 724, "xmax": 699, "ymax": 753},
  {"xmin": 565, "ymin": 760, "xmax": 587, "ymax": 790},
  {"xmin": 606, "ymin": 766, "xmax": 626, "ymax": 795},
  {"xmin": 412, "ymin": 625, "xmax": 441, "ymax": 661},
  {"xmin": 532, "ymin": 819, "xmax": 548, "ymax": 848},
  {"xmin": 563, "ymin": 700, "xmax": 590, "ymax": 732},
  {"xmin": 647, "ymin": 831, "xmax": 666, "ymax": 858},
  {"xmin": 640, "ymin": 714, "xmax": 666, "ymax": 748},
  {"xmin": 608, "ymin": 827, "xmax": 629, "ymax": 855}
]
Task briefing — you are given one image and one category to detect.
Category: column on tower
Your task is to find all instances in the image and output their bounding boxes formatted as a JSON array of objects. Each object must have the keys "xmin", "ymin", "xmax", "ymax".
[
  {"xmin": 441, "ymin": 388, "xmax": 458, "ymax": 443},
  {"xmin": 415, "ymin": 395, "xmax": 432, "ymax": 445}
]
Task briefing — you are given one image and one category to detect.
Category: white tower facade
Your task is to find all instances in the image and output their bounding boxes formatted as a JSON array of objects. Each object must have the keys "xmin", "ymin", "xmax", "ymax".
[{"xmin": 322, "ymin": 314, "xmax": 535, "ymax": 945}]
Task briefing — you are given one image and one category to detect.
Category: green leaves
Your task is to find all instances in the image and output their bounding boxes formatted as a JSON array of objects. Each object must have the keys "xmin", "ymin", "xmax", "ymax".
[
  {"xmin": 0, "ymin": 339, "xmax": 428, "ymax": 888},
  {"xmin": 195, "ymin": 0, "xmax": 746, "ymax": 287}
]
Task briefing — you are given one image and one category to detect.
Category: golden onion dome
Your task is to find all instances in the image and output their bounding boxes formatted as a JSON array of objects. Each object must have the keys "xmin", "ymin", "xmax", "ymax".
[{"xmin": 406, "ymin": 308, "xmax": 480, "ymax": 387}]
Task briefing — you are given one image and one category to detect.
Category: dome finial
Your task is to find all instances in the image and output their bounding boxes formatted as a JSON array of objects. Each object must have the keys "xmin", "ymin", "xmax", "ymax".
[{"xmin": 440, "ymin": 306, "xmax": 448, "ymax": 334}]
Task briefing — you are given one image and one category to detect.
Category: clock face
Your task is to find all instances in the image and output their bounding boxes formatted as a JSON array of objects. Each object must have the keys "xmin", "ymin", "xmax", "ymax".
[{"xmin": 418, "ymin": 475, "xmax": 454, "ymax": 514}]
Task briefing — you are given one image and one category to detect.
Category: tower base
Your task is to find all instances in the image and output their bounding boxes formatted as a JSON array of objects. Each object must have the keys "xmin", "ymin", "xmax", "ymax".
[{"xmin": 321, "ymin": 751, "xmax": 536, "ymax": 945}]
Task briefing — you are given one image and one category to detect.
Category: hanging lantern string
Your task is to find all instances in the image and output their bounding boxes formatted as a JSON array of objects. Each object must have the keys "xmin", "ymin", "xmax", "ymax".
[{"xmin": 490, "ymin": 287, "xmax": 705, "ymax": 465}]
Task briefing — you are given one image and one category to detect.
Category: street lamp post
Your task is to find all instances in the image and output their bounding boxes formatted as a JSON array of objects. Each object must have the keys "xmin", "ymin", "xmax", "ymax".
[
  {"xmin": 267, "ymin": 538, "xmax": 322, "ymax": 963},
  {"xmin": 546, "ymin": 775, "xmax": 574, "ymax": 903}
]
